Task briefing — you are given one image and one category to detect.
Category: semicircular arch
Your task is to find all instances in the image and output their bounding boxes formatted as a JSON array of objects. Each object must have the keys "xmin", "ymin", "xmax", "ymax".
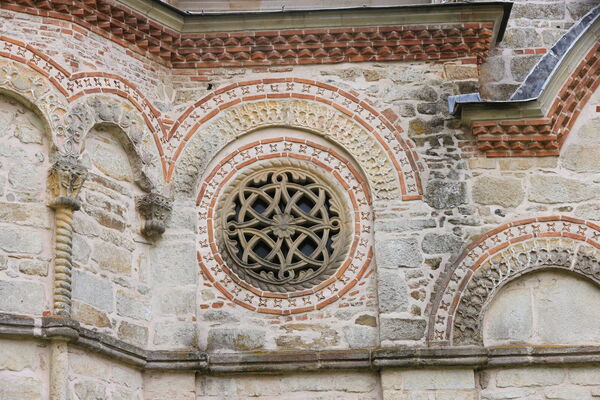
[
  {"xmin": 169, "ymin": 79, "xmax": 424, "ymax": 202},
  {"xmin": 427, "ymin": 216, "xmax": 600, "ymax": 346}
]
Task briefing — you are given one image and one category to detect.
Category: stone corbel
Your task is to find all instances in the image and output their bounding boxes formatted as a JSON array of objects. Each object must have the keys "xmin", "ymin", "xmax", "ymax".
[
  {"xmin": 136, "ymin": 193, "xmax": 172, "ymax": 239},
  {"xmin": 48, "ymin": 155, "xmax": 88, "ymax": 317}
]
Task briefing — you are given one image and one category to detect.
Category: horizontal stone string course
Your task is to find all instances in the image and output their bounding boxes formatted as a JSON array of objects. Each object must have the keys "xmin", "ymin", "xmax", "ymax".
[
  {"xmin": 2, "ymin": 313, "xmax": 600, "ymax": 372},
  {"xmin": 471, "ymin": 40, "xmax": 599, "ymax": 157},
  {"xmin": 3, "ymin": 0, "xmax": 494, "ymax": 66}
]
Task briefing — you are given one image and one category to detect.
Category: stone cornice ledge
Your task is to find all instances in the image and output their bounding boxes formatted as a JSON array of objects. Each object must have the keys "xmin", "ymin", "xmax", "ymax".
[{"xmin": 1, "ymin": 313, "xmax": 599, "ymax": 373}]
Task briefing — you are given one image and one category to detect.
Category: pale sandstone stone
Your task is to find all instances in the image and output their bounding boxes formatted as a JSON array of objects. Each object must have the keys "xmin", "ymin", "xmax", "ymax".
[
  {"xmin": 201, "ymin": 376, "xmax": 237, "ymax": 397},
  {"xmin": 375, "ymin": 218, "xmax": 436, "ymax": 232},
  {"xmin": 72, "ymin": 234, "xmax": 91, "ymax": 264},
  {"xmin": 156, "ymin": 287, "xmax": 195, "ymax": 315},
  {"xmin": 116, "ymin": 290, "xmax": 151, "ymax": 320},
  {"xmin": 0, "ymin": 280, "xmax": 45, "ymax": 314},
  {"xmin": 575, "ymin": 203, "xmax": 600, "ymax": 220},
  {"xmin": 72, "ymin": 301, "xmax": 111, "ymax": 328},
  {"xmin": 0, "ymin": 339, "xmax": 41, "ymax": 371},
  {"xmin": 378, "ymin": 269, "xmax": 409, "ymax": 313},
  {"xmin": 144, "ymin": 372, "xmax": 195, "ymax": 400},
  {"xmin": 545, "ymin": 386, "xmax": 590, "ymax": 400},
  {"xmin": 153, "ymin": 321, "xmax": 195, "ymax": 347},
  {"xmin": 495, "ymin": 367, "xmax": 565, "ymax": 387},
  {"xmin": 421, "ymin": 233, "xmax": 462, "ymax": 254},
  {"xmin": 14, "ymin": 121, "xmax": 44, "ymax": 144},
  {"xmin": 69, "ymin": 350, "xmax": 111, "ymax": 379},
  {"xmin": 532, "ymin": 272, "xmax": 600, "ymax": 345},
  {"xmin": 0, "ymin": 375, "xmax": 43, "ymax": 400},
  {"xmin": 529, "ymin": 175, "xmax": 599, "ymax": 204},
  {"xmin": 72, "ymin": 270, "xmax": 114, "ymax": 312},
  {"xmin": 380, "ymin": 317, "xmax": 426, "ymax": 341},
  {"xmin": 576, "ymin": 117, "xmax": 600, "ymax": 140},
  {"xmin": 112, "ymin": 387, "xmax": 142, "ymax": 400},
  {"xmin": 0, "ymin": 227, "xmax": 43, "ymax": 255},
  {"xmin": 117, "ymin": 321, "xmax": 148, "ymax": 347},
  {"xmin": 207, "ymin": 328, "xmax": 265, "ymax": 351},
  {"xmin": 18, "ymin": 259, "xmax": 47, "ymax": 276},
  {"xmin": 8, "ymin": 165, "xmax": 42, "ymax": 193},
  {"xmin": 281, "ymin": 373, "xmax": 337, "ymax": 392},
  {"xmin": 401, "ymin": 369, "xmax": 475, "ymax": 390},
  {"xmin": 276, "ymin": 323, "xmax": 340, "ymax": 349},
  {"xmin": 563, "ymin": 144, "xmax": 600, "ymax": 173},
  {"xmin": 111, "ymin": 364, "xmax": 143, "ymax": 389},
  {"xmin": 483, "ymin": 285, "xmax": 533, "ymax": 344},
  {"xmin": 73, "ymin": 379, "xmax": 107, "ymax": 400},
  {"xmin": 472, "ymin": 176, "xmax": 524, "ymax": 208},
  {"xmin": 334, "ymin": 373, "xmax": 377, "ymax": 393},
  {"xmin": 480, "ymin": 388, "xmax": 535, "ymax": 400},
  {"xmin": 90, "ymin": 139, "xmax": 134, "ymax": 181},
  {"xmin": 375, "ymin": 236, "xmax": 422, "ymax": 269},
  {"xmin": 0, "ymin": 202, "xmax": 51, "ymax": 228},
  {"xmin": 468, "ymin": 158, "xmax": 497, "ymax": 169},
  {"xmin": 150, "ymin": 241, "xmax": 198, "ymax": 285},
  {"xmin": 235, "ymin": 375, "xmax": 282, "ymax": 396},
  {"xmin": 344, "ymin": 325, "xmax": 378, "ymax": 349},
  {"xmin": 444, "ymin": 64, "xmax": 478, "ymax": 80},
  {"xmin": 569, "ymin": 368, "xmax": 600, "ymax": 385},
  {"xmin": 436, "ymin": 391, "xmax": 478, "ymax": 400}
]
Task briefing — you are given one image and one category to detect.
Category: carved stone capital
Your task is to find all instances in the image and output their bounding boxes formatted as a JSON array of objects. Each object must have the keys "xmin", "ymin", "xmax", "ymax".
[
  {"xmin": 48, "ymin": 155, "xmax": 88, "ymax": 210},
  {"xmin": 136, "ymin": 193, "xmax": 172, "ymax": 238}
]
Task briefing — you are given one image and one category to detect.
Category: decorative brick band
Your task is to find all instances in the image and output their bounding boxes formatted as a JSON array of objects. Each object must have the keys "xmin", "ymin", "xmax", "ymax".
[
  {"xmin": 0, "ymin": 40, "xmax": 424, "ymax": 200},
  {"xmin": 472, "ymin": 40, "xmax": 599, "ymax": 157},
  {"xmin": 3, "ymin": 0, "xmax": 494, "ymax": 67},
  {"xmin": 197, "ymin": 138, "xmax": 373, "ymax": 315},
  {"xmin": 427, "ymin": 216, "xmax": 600, "ymax": 346}
]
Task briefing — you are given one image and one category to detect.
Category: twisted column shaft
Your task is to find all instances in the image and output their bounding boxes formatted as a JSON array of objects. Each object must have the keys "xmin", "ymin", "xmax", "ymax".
[
  {"xmin": 48, "ymin": 156, "xmax": 88, "ymax": 318},
  {"xmin": 53, "ymin": 206, "xmax": 74, "ymax": 316}
]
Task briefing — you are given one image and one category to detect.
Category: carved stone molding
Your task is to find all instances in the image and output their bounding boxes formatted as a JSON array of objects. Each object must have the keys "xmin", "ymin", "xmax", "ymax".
[
  {"xmin": 136, "ymin": 193, "xmax": 173, "ymax": 239},
  {"xmin": 427, "ymin": 216, "xmax": 600, "ymax": 346},
  {"xmin": 173, "ymin": 96, "xmax": 417, "ymax": 201},
  {"xmin": 2, "ymin": 311, "xmax": 600, "ymax": 373},
  {"xmin": 48, "ymin": 156, "xmax": 89, "ymax": 317}
]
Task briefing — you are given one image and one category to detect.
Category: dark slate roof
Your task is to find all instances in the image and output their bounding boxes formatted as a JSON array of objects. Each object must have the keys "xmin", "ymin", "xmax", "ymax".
[
  {"xmin": 448, "ymin": 4, "xmax": 600, "ymax": 114},
  {"xmin": 511, "ymin": 4, "xmax": 600, "ymax": 101}
]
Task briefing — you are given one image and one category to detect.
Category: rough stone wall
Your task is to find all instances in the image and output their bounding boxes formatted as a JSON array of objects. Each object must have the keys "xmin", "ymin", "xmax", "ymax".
[
  {"xmin": 480, "ymin": 0, "xmax": 599, "ymax": 99},
  {"xmin": 0, "ymin": 339, "xmax": 49, "ymax": 400},
  {"xmin": 68, "ymin": 348, "xmax": 144, "ymax": 400},
  {"xmin": 382, "ymin": 369, "xmax": 477, "ymax": 400},
  {"xmin": 0, "ymin": 94, "xmax": 52, "ymax": 316},
  {"xmin": 72, "ymin": 126, "xmax": 151, "ymax": 347},
  {"xmin": 197, "ymin": 371, "xmax": 379, "ymax": 399},
  {"xmin": 0, "ymin": 0, "xmax": 599, "ymax": 399},
  {"xmin": 480, "ymin": 367, "xmax": 600, "ymax": 400}
]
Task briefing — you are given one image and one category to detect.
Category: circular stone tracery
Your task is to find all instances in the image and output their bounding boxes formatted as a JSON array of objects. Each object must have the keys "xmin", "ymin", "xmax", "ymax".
[
  {"xmin": 217, "ymin": 165, "xmax": 350, "ymax": 293},
  {"xmin": 196, "ymin": 138, "xmax": 373, "ymax": 315}
]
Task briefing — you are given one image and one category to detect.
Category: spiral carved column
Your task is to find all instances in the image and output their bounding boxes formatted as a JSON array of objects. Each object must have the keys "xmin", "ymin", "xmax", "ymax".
[{"xmin": 48, "ymin": 156, "xmax": 88, "ymax": 317}]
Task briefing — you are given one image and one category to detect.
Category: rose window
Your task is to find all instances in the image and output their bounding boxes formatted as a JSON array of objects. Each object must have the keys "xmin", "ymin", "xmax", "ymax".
[{"xmin": 216, "ymin": 164, "xmax": 351, "ymax": 293}]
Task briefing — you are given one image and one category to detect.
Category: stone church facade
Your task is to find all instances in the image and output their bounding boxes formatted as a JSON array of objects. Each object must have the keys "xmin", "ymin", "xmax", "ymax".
[{"xmin": 0, "ymin": 0, "xmax": 599, "ymax": 398}]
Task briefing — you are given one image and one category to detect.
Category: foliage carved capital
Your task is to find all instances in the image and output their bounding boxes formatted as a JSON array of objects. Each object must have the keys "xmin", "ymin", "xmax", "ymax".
[
  {"xmin": 48, "ymin": 156, "xmax": 88, "ymax": 211},
  {"xmin": 136, "ymin": 193, "xmax": 173, "ymax": 238}
]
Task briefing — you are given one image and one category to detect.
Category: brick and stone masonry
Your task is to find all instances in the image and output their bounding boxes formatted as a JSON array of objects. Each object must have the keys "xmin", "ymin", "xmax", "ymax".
[{"xmin": 0, "ymin": 0, "xmax": 599, "ymax": 399}]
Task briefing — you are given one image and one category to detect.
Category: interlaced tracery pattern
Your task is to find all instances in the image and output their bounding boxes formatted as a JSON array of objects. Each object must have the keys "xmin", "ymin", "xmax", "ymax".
[{"xmin": 218, "ymin": 166, "xmax": 349, "ymax": 293}]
